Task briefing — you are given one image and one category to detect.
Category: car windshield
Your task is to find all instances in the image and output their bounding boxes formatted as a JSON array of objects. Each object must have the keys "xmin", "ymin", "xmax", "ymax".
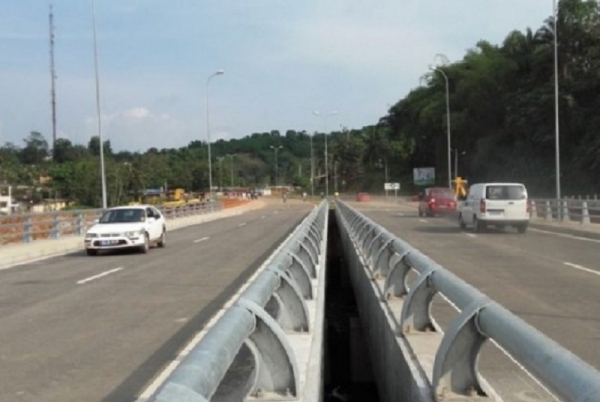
[
  {"xmin": 485, "ymin": 185, "xmax": 526, "ymax": 200},
  {"xmin": 99, "ymin": 208, "xmax": 145, "ymax": 224}
]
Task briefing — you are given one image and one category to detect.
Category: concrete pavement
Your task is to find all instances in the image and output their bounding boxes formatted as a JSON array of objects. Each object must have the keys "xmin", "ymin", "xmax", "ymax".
[
  {"xmin": 348, "ymin": 200, "xmax": 600, "ymax": 402},
  {"xmin": 0, "ymin": 200, "xmax": 267, "ymax": 270},
  {"xmin": 0, "ymin": 200, "xmax": 313, "ymax": 402}
]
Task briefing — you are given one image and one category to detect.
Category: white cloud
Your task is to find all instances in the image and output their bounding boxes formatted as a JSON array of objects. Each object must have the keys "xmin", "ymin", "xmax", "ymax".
[
  {"xmin": 84, "ymin": 107, "xmax": 197, "ymax": 151},
  {"xmin": 0, "ymin": 0, "xmax": 554, "ymax": 152}
]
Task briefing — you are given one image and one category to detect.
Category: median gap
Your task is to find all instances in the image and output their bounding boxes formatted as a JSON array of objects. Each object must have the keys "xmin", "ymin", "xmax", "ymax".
[{"xmin": 324, "ymin": 209, "xmax": 380, "ymax": 401}]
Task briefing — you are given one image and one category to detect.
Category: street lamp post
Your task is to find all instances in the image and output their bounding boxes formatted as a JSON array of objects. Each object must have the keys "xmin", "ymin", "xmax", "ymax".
[
  {"xmin": 310, "ymin": 132, "xmax": 314, "ymax": 197},
  {"xmin": 270, "ymin": 146, "xmax": 283, "ymax": 187},
  {"xmin": 217, "ymin": 156, "xmax": 225, "ymax": 191},
  {"xmin": 313, "ymin": 110, "xmax": 338, "ymax": 197},
  {"xmin": 227, "ymin": 154, "xmax": 235, "ymax": 188},
  {"xmin": 430, "ymin": 66, "xmax": 452, "ymax": 189},
  {"xmin": 553, "ymin": 0, "xmax": 561, "ymax": 203},
  {"xmin": 206, "ymin": 69, "xmax": 225, "ymax": 202},
  {"xmin": 91, "ymin": 0, "xmax": 107, "ymax": 209}
]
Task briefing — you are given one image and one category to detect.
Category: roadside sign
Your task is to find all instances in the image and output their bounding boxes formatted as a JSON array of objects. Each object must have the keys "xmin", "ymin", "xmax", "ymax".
[
  {"xmin": 384, "ymin": 183, "xmax": 400, "ymax": 190},
  {"xmin": 413, "ymin": 167, "xmax": 435, "ymax": 186}
]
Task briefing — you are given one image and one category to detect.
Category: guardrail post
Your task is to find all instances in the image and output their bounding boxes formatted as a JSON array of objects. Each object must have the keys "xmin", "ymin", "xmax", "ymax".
[
  {"xmin": 23, "ymin": 217, "xmax": 33, "ymax": 243},
  {"xmin": 76, "ymin": 212, "xmax": 84, "ymax": 235},
  {"xmin": 582, "ymin": 201, "xmax": 591, "ymax": 225},
  {"xmin": 51, "ymin": 214, "xmax": 60, "ymax": 239},
  {"xmin": 562, "ymin": 200, "xmax": 570, "ymax": 222},
  {"xmin": 530, "ymin": 200, "xmax": 537, "ymax": 219},
  {"xmin": 432, "ymin": 297, "xmax": 490, "ymax": 399},
  {"xmin": 545, "ymin": 200, "xmax": 552, "ymax": 221},
  {"xmin": 383, "ymin": 251, "xmax": 411, "ymax": 299},
  {"xmin": 400, "ymin": 269, "xmax": 437, "ymax": 334},
  {"xmin": 372, "ymin": 237, "xmax": 395, "ymax": 278},
  {"xmin": 237, "ymin": 299, "xmax": 300, "ymax": 398}
]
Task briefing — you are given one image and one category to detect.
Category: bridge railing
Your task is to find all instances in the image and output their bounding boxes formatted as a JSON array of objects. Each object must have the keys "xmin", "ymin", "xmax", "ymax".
[
  {"xmin": 0, "ymin": 202, "xmax": 222, "ymax": 246},
  {"xmin": 530, "ymin": 198, "xmax": 600, "ymax": 225},
  {"xmin": 146, "ymin": 201, "xmax": 329, "ymax": 402},
  {"xmin": 335, "ymin": 199, "xmax": 600, "ymax": 401}
]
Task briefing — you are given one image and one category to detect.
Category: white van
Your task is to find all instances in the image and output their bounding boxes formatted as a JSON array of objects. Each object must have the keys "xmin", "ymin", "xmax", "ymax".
[{"xmin": 458, "ymin": 183, "xmax": 530, "ymax": 233}]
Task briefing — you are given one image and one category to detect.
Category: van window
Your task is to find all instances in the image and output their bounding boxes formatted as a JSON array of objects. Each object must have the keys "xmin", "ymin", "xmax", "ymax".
[{"xmin": 485, "ymin": 185, "xmax": 526, "ymax": 200}]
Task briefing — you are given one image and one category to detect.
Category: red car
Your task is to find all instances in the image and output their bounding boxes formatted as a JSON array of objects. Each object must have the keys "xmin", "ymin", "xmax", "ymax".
[{"xmin": 418, "ymin": 187, "xmax": 457, "ymax": 217}]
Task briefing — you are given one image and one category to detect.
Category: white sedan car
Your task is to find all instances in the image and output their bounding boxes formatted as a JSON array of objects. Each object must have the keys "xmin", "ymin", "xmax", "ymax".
[{"xmin": 84, "ymin": 205, "xmax": 167, "ymax": 256}]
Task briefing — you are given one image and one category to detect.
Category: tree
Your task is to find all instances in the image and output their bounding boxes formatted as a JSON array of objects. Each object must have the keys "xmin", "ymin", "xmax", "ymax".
[{"xmin": 21, "ymin": 131, "xmax": 49, "ymax": 165}]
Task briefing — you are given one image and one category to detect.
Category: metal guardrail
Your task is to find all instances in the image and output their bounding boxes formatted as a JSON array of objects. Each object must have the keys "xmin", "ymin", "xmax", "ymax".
[
  {"xmin": 0, "ymin": 202, "xmax": 222, "ymax": 246},
  {"xmin": 147, "ymin": 201, "xmax": 328, "ymax": 402},
  {"xmin": 531, "ymin": 198, "xmax": 600, "ymax": 225},
  {"xmin": 335, "ymin": 200, "xmax": 600, "ymax": 401}
]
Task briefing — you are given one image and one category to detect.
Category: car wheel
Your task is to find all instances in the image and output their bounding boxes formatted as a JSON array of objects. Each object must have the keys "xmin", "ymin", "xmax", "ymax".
[
  {"xmin": 458, "ymin": 214, "xmax": 466, "ymax": 230},
  {"xmin": 139, "ymin": 233, "xmax": 150, "ymax": 254},
  {"xmin": 86, "ymin": 249, "xmax": 97, "ymax": 256},
  {"xmin": 517, "ymin": 225, "xmax": 528, "ymax": 234},
  {"xmin": 157, "ymin": 230, "xmax": 166, "ymax": 248}
]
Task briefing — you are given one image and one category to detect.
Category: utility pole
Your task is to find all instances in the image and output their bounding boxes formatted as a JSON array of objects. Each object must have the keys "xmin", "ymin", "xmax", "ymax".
[{"xmin": 49, "ymin": 4, "xmax": 57, "ymax": 151}]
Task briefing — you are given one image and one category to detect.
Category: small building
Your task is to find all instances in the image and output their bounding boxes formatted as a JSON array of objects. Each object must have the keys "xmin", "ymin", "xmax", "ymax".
[{"xmin": 0, "ymin": 186, "xmax": 13, "ymax": 215}]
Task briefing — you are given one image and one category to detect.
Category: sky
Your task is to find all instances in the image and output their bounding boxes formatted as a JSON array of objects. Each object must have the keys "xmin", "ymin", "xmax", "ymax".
[{"xmin": 0, "ymin": 0, "xmax": 552, "ymax": 152}]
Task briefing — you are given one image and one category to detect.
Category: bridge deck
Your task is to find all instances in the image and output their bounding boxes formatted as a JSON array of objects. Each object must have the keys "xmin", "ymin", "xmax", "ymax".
[
  {"xmin": 0, "ymin": 199, "xmax": 313, "ymax": 402},
  {"xmin": 351, "ymin": 200, "xmax": 600, "ymax": 401}
]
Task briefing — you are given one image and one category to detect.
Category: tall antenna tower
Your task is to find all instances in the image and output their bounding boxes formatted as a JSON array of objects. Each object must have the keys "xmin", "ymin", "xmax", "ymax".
[{"xmin": 49, "ymin": 3, "xmax": 57, "ymax": 150}]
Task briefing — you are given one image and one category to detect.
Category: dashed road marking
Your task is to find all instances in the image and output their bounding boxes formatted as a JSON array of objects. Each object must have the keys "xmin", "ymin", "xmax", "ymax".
[
  {"xmin": 77, "ymin": 267, "xmax": 123, "ymax": 285},
  {"xmin": 563, "ymin": 262, "xmax": 600, "ymax": 276},
  {"xmin": 464, "ymin": 233, "xmax": 477, "ymax": 238},
  {"xmin": 239, "ymin": 222, "xmax": 247, "ymax": 227},
  {"xmin": 193, "ymin": 237, "xmax": 209, "ymax": 243},
  {"xmin": 419, "ymin": 219, "xmax": 428, "ymax": 223}
]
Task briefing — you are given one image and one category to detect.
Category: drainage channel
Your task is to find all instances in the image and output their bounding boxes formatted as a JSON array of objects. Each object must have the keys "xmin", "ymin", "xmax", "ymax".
[{"xmin": 324, "ymin": 209, "xmax": 380, "ymax": 401}]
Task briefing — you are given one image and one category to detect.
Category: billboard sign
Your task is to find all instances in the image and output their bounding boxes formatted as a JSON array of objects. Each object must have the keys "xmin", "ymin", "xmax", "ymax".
[{"xmin": 413, "ymin": 167, "xmax": 435, "ymax": 186}]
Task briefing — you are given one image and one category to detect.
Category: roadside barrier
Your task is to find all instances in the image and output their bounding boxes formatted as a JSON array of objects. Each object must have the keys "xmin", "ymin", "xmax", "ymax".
[{"xmin": 147, "ymin": 201, "xmax": 329, "ymax": 402}]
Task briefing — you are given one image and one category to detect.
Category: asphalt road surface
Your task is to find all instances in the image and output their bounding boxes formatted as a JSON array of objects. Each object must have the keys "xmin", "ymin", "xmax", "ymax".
[
  {"xmin": 348, "ymin": 201, "xmax": 600, "ymax": 402},
  {"xmin": 0, "ymin": 201, "xmax": 312, "ymax": 402}
]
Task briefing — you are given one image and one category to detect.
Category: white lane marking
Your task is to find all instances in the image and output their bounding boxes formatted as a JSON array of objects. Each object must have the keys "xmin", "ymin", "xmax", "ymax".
[
  {"xmin": 77, "ymin": 267, "xmax": 123, "ymax": 285},
  {"xmin": 563, "ymin": 262, "xmax": 600, "ymax": 277},
  {"xmin": 530, "ymin": 228, "xmax": 600, "ymax": 244},
  {"xmin": 193, "ymin": 237, "xmax": 209, "ymax": 243},
  {"xmin": 419, "ymin": 219, "xmax": 428, "ymax": 223},
  {"xmin": 464, "ymin": 233, "xmax": 477, "ymax": 238},
  {"xmin": 397, "ymin": 212, "xmax": 405, "ymax": 217},
  {"xmin": 238, "ymin": 222, "xmax": 247, "ymax": 227}
]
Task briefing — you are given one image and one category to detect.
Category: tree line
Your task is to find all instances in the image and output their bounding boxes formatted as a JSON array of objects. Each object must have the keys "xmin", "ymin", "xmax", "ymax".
[{"xmin": 1, "ymin": 0, "xmax": 599, "ymax": 207}]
